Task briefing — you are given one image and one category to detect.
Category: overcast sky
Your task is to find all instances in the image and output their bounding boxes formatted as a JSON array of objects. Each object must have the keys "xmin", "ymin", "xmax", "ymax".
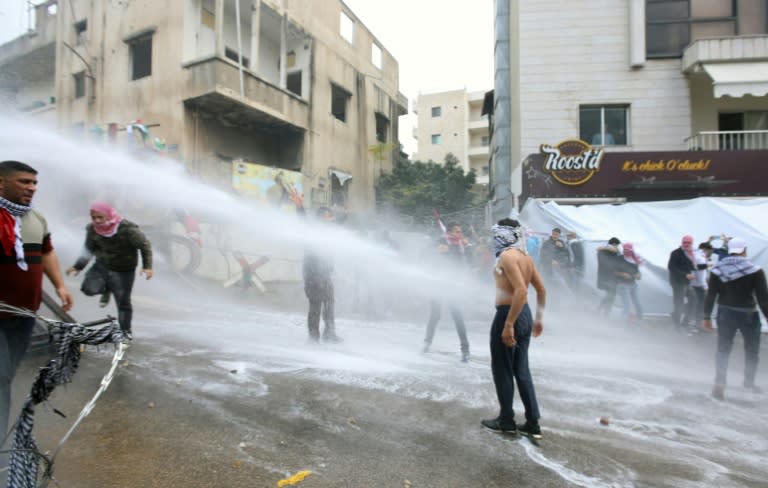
[{"xmin": 0, "ymin": 0, "xmax": 494, "ymax": 155}]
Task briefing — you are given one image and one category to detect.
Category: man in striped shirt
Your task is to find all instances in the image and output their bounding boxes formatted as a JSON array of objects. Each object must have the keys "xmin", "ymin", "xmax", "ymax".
[{"xmin": 0, "ymin": 160, "xmax": 73, "ymax": 481}]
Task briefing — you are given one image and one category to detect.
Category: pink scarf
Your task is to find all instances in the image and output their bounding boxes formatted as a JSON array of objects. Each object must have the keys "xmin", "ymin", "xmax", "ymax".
[
  {"xmin": 622, "ymin": 242, "xmax": 644, "ymax": 266},
  {"xmin": 91, "ymin": 201, "xmax": 123, "ymax": 237},
  {"xmin": 681, "ymin": 235, "xmax": 695, "ymax": 265}
]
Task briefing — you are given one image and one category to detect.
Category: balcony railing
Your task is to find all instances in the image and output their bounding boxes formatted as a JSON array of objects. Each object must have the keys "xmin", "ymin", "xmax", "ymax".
[{"xmin": 685, "ymin": 130, "xmax": 768, "ymax": 151}]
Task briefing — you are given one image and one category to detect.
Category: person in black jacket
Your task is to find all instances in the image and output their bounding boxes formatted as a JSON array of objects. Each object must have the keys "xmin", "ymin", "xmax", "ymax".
[
  {"xmin": 596, "ymin": 238, "xmax": 622, "ymax": 317},
  {"xmin": 302, "ymin": 207, "xmax": 342, "ymax": 343},
  {"xmin": 667, "ymin": 235, "xmax": 696, "ymax": 327},
  {"xmin": 703, "ymin": 237, "xmax": 768, "ymax": 400},
  {"xmin": 67, "ymin": 202, "xmax": 152, "ymax": 340}
]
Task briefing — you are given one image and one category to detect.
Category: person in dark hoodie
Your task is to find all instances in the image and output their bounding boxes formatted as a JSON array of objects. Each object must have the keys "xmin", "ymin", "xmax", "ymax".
[
  {"xmin": 67, "ymin": 202, "xmax": 152, "ymax": 340},
  {"xmin": 302, "ymin": 207, "xmax": 342, "ymax": 343},
  {"xmin": 668, "ymin": 235, "xmax": 696, "ymax": 328},
  {"xmin": 703, "ymin": 237, "xmax": 768, "ymax": 400},
  {"xmin": 596, "ymin": 237, "xmax": 622, "ymax": 317}
]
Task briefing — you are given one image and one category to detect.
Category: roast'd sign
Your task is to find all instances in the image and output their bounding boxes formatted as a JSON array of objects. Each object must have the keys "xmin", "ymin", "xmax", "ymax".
[{"xmin": 540, "ymin": 140, "xmax": 604, "ymax": 186}]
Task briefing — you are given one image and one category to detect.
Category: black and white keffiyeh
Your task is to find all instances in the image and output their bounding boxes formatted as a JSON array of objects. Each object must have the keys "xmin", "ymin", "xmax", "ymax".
[
  {"xmin": 492, "ymin": 223, "xmax": 525, "ymax": 258},
  {"xmin": 0, "ymin": 196, "xmax": 31, "ymax": 270},
  {"xmin": 711, "ymin": 256, "xmax": 761, "ymax": 283},
  {"xmin": 0, "ymin": 303, "xmax": 126, "ymax": 488}
]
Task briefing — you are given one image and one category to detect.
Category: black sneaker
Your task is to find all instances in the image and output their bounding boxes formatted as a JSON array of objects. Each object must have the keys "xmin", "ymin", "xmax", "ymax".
[
  {"xmin": 518, "ymin": 421, "xmax": 542, "ymax": 439},
  {"xmin": 481, "ymin": 417, "xmax": 517, "ymax": 434},
  {"xmin": 123, "ymin": 331, "xmax": 133, "ymax": 342}
]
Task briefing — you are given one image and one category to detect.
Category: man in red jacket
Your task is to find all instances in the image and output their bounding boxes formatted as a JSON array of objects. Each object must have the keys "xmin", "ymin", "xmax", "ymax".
[
  {"xmin": 0, "ymin": 160, "xmax": 72, "ymax": 480},
  {"xmin": 703, "ymin": 237, "xmax": 768, "ymax": 400}
]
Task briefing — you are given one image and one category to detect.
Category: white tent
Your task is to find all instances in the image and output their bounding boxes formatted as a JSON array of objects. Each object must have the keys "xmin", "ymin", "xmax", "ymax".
[{"xmin": 518, "ymin": 197, "xmax": 768, "ymax": 320}]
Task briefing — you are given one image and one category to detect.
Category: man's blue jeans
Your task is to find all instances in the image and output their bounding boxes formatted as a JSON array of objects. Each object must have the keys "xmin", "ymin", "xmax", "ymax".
[
  {"xmin": 0, "ymin": 316, "xmax": 36, "ymax": 477},
  {"xmin": 425, "ymin": 300, "xmax": 470, "ymax": 355},
  {"xmin": 490, "ymin": 304, "xmax": 540, "ymax": 424},
  {"xmin": 715, "ymin": 306, "xmax": 762, "ymax": 387}
]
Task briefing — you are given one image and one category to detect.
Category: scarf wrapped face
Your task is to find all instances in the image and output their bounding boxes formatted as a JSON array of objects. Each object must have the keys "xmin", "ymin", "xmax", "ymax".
[
  {"xmin": 622, "ymin": 242, "xmax": 644, "ymax": 266},
  {"xmin": 0, "ymin": 195, "xmax": 31, "ymax": 270},
  {"xmin": 681, "ymin": 235, "xmax": 695, "ymax": 264},
  {"xmin": 492, "ymin": 224, "xmax": 525, "ymax": 257},
  {"xmin": 90, "ymin": 201, "xmax": 123, "ymax": 237}
]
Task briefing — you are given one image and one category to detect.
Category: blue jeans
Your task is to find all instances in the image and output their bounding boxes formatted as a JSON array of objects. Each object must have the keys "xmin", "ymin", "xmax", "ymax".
[
  {"xmin": 490, "ymin": 304, "xmax": 540, "ymax": 424},
  {"xmin": 425, "ymin": 300, "xmax": 469, "ymax": 354},
  {"xmin": 0, "ymin": 316, "xmax": 36, "ymax": 476},
  {"xmin": 715, "ymin": 306, "xmax": 762, "ymax": 387},
  {"xmin": 617, "ymin": 282, "xmax": 642, "ymax": 320}
]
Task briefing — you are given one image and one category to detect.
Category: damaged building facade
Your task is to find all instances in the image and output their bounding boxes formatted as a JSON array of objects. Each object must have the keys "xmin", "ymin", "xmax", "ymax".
[{"xmin": 0, "ymin": 0, "xmax": 407, "ymax": 211}]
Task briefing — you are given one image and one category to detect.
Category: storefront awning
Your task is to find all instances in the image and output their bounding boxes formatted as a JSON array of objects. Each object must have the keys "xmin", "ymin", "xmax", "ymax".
[{"xmin": 702, "ymin": 62, "xmax": 768, "ymax": 98}]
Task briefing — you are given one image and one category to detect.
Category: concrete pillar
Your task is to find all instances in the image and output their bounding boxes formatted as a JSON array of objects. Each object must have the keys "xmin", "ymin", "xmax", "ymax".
[
  {"xmin": 250, "ymin": 0, "xmax": 261, "ymax": 73},
  {"xmin": 279, "ymin": 14, "xmax": 287, "ymax": 89},
  {"xmin": 215, "ymin": 0, "xmax": 224, "ymax": 57}
]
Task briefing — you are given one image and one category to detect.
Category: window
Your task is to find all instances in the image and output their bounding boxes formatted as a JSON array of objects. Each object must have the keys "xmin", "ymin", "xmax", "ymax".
[
  {"xmin": 431, "ymin": 134, "xmax": 442, "ymax": 145},
  {"xmin": 481, "ymin": 165, "xmax": 490, "ymax": 175},
  {"xmin": 225, "ymin": 47, "xmax": 249, "ymax": 68},
  {"xmin": 73, "ymin": 72, "xmax": 85, "ymax": 98},
  {"xmin": 431, "ymin": 106, "xmax": 441, "ymax": 117},
  {"xmin": 375, "ymin": 113, "xmax": 389, "ymax": 143},
  {"xmin": 579, "ymin": 105, "xmax": 630, "ymax": 146},
  {"xmin": 331, "ymin": 83, "xmax": 351, "ymax": 122},
  {"xmin": 645, "ymin": 0, "xmax": 767, "ymax": 58},
  {"xmin": 74, "ymin": 19, "xmax": 87, "ymax": 45},
  {"xmin": 371, "ymin": 43, "xmax": 382, "ymax": 69},
  {"xmin": 129, "ymin": 35, "xmax": 153, "ymax": 80},
  {"xmin": 287, "ymin": 72, "xmax": 302, "ymax": 97},
  {"xmin": 340, "ymin": 11, "xmax": 354, "ymax": 44}
]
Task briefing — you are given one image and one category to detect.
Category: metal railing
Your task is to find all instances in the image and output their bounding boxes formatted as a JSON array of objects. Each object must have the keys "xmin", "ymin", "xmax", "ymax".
[{"xmin": 685, "ymin": 130, "xmax": 768, "ymax": 150}]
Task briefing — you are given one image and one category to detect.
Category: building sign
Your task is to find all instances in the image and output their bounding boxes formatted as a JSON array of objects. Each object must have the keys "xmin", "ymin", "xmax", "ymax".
[
  {"xmin": 540, "ymin": 139, "xmax": 604, "ymax": 185},
  {"xmin": 232, "ymin": 160, "xmax": 303, "ymax": 211},
  {"xmin": 521, "ymin": 148, "xmax": 768, "ymax": 206}
]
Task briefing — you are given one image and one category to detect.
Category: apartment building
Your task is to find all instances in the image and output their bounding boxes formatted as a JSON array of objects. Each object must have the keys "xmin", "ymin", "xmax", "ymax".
[
  {"xmin": 413, "ymin": 89, "xmax": 491, "ymax": 184},
  {"xmin": 0, "ymin": 0, "xmax": 407, "ymax": 211},
  {"xmin": 490, "ymin": 0, "xmax": 768, "ymax": 210}
]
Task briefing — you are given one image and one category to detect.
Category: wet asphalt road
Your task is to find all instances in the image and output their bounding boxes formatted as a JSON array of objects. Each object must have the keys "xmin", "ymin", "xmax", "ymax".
[
  {"xmin": 6, "ymin": 279, "xmax": 768, "ymax": 488},
  {"xmin": 13, "ymin": 339, "xmax": 572, "ymax": 488}
]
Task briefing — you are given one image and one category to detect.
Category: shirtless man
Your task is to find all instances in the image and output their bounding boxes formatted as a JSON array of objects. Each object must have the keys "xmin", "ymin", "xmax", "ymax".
[{"xmin": 481, "ymin": 218, "xmax": 546, "ymax": 439}]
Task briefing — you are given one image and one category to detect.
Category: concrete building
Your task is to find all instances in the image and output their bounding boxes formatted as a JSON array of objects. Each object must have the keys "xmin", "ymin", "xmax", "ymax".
[
  {"xmin": 0, "ymin": 0, "xmax": 407, "ymax": 211},
  {"xmin": 491, "ymin": 0, "xmax": 768, "ymax": 210},
  {"xmin": 413, "ymin": 89, "xmax": 491, "ymax": 184}
]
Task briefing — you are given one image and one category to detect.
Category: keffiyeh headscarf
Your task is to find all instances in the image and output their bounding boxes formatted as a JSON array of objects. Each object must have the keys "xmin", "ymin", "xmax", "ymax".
[
  {"xmin": 711, "ymin": 256, "xmax": 761, "ymax": 283},
  {"xmin": 622, "ymin": 242, "xmax": 644, "ymax": 266},
  {"xmin": 492, "ymin": 223, "xmax": 525, "ymax": 258},
  {"xmin": 0, "ymin": 195, "xmax": 31, "ymax": 270},
  {"xmin": 681, "ymin": 235, "xmax": 695, "ymax": 265},
  {"xmin": 90, "ymin": 201, "xmax": 123, "ymax": 237}
]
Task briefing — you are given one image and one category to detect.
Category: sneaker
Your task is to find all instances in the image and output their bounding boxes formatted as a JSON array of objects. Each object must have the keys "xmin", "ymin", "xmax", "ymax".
[
  {"xmin": 421, "ymin": 342, "xmax": 430, "ymax": 354},
  {"xmin": 481, "ymin": 417, "xmax": 517, "ymax": 434},
  {"xmin": 123, "ymin": 331, "xmax": 133, "ymax": 342},
  {"xmin": 323, "ymin": 333, "xmax": 343, "ymax": 343},
  {"xmin": 99, "ymin": 294, "xmax": 110, "ymax": 308},
  {"xmin": 518, "ymin": 421, "xmax": 542, "ymax": 439},
  {"xmin": 461, "ymin": 352, "xmax": 470, "ymax": 363},
  {"xmin": 712, "ymin": 384, "xmax": 725, "ymax": 400}
]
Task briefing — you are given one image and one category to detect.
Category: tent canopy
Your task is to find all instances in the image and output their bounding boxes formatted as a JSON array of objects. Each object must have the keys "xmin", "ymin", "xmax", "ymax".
[{"xmin": 518, "ymin": 197, "xmax": 768, "ymax": 316}]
